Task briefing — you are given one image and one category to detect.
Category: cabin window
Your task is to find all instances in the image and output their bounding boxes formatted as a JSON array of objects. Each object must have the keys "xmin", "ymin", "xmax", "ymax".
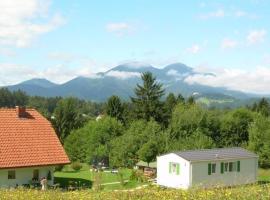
[
  {"xmin": 208, "ymin": 163, "xmax": 216, "ymax": 175},
  {"xmin": 222, "ymin": 161, "xmax": 239, "ymax": 173},
  {"xmin": 8, "ymin": 170, "xmax": 16, "ymax": 179},
  {"xmin": 169, "ymin": 162, "xmax": 180, "ymax": 175},
  {"xmin": 211, "ymin": 163, "xmax": 216, "ymax": 173}
]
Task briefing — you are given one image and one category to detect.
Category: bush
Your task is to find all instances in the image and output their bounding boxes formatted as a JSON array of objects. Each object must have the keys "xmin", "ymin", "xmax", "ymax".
[
  {"xmin": 71, "ymin": 162, "xmax": 83, "ymax": 171},
  {"xmin": 129, "ymin": 169, "xmax": 146, "ymax": 183},
  {"xmin": 54, "ymin": 165, "xmax": 64, "ymax": 172}
]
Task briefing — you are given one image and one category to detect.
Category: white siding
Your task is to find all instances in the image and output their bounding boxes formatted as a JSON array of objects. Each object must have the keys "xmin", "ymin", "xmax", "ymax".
[
  {"xmin": 157, "ymin": 153, "xmax": 191, "ymax": 189},
  {"xmin": 191, "ymin": 158, "xmax": 258, "ymax": 188},
  {"xmin": 0, "ymin": 166, "xmax": 55, "ymax": 188}
]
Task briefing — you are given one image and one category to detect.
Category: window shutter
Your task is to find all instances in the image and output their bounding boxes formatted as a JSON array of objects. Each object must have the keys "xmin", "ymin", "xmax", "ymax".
[
  {"xmin": 176, "ymin": 163, "xmax": 180, "ymax": 175},
  {"xmin": 169, "ymin": 162, "xmax": 172, "ymax": 173},
  {"xmin": 221, "ymin": 162, "xmax": 224, "ymax": 174},
  {"xmin": 237, "ymin": 161, "xmax": 240, "ymax": 172},
  {"xmin": 208, "ymin": 163, "xmax": 211, "ymax": 175}
]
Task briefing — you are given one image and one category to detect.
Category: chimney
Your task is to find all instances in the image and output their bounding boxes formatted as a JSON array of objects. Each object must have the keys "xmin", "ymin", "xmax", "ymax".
[{"xmin": 16, "ymin": 106, "xmax": 26, "ymax": 118}]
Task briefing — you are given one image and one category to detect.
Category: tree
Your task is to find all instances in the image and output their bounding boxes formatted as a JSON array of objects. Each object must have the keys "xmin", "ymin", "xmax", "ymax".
[
  {"xmin": 257, "ymin": 98, "xmax": 270, "ymax": 117},
  {"xmin": 0, "ymin": 88, "xmax": 13, "ymax": 107},
  {"xmin": 131, "ymin": 72, "xmax": 165, "ymax": 124},
  {"xmin": 187, "ymin": 96, "xmax": 195, "ymax": 105},
  {"xmin": 248, "ymin": 114, "xmax": 270, "ymax": 168},
  {"xmin": 169, "ymin": 129, "xmax": 215, "ymax": 151},
  {"xmin": 177, "ymin": 94, "xmax": 185, "ymax": 103},
  {"xmin": 12, "ymin": 90, "xmax": 28, "ymax": 106},
  {"xmin": 170, "ymin": 104, "xmax": 206, "ymax": 139},
  {"xmin": 109, "ymin": 119, "xmax": 165, "ymax": 167},
  {"xmin": 53, "ymin": 97, "xmax": 85, "ymax": 142},
  {"xmin": 106, "ymin": 95, "xmax": 123, "ymax": 121},
  {"xmin": 220, "ymin": 108, "xmax": 254, "ymax": 146},
  {"xmin": 65, "ymin": 117, "xmax": 123, "ymax": 163},
  {"xmin": 138, "ymin": 141, "xmax": 159, "ymax": 166}
]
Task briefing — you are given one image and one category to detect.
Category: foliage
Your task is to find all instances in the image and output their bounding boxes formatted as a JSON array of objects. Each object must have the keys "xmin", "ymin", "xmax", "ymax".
[
  {"xmin": 248, "ymin": 114, "xmax": 270, "ymax": 168},
  {"xmin": 106, "ymin": 95, "xmax": 124, "ymax": 122},
  {"xmin": 131, "ymin": 72, "xmax": 166, "ymax": 124},
  {"xmin": 64, "ymin": 117, "xmax": 123, "ymax": 163},
  {"xmin": 71, "ymin": 162, "xmax": 83, "ymax": 171},
  {"xmin": 109, "ymin": 120, "xmax": 165, "ymax": 167},
  {"xmin": 53, "ymin": 97, "xmax": 86, "ymax": 142},
  {"xmin": 220, "ymin": 108, "xmax": 254, "ymax": 146},
  {"xmin": 138, "ymin": 141, "xmax": 159, "ymax": 165}
]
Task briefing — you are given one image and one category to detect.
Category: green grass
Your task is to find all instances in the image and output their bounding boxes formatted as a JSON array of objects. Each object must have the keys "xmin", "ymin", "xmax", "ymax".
[
  {"xmin": 54, "ymin": 164, "xmax": 137, "ymax": 190},
  {"xmin": 258, "ymin": 168, "xmax": 270, "ymax": 183}
]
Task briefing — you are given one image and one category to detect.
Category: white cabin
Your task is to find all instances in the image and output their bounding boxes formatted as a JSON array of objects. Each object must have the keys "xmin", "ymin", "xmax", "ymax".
[{"xmin": 157, "ymin": 147, "xmax": 258, "ymax": 189}]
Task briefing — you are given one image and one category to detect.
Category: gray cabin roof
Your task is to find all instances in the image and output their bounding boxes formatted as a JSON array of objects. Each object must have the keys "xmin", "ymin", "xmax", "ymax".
[{"xmin": 170, "ymin": 147, "xmax": 258, "ymax": 162}]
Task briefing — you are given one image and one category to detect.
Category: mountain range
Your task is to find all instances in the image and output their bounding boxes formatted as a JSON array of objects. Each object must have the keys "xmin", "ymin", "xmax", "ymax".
[{"xmin": 6, "ymin": 62, "xmax": 260, "ymax": 105}]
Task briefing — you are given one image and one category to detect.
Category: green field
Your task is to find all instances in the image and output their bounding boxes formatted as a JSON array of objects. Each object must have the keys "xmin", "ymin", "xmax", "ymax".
[
  {"xmin": 54, "ymin": 164, "xmax": 143, "ymax": 190},
  {"xmin": 2, "ymin": 184, "xmax": 270, "ymax": 200}
]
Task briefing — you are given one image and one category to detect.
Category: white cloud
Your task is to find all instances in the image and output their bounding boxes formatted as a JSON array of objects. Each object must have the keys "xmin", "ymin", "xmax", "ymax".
[
  {"xmin": 0, "ymin": 62, "xmax": 100, "ymax": 86},
  {"xmin": 221, "ymin": 38, "xmax": 238, "ymax": 49},
  {"xmin": 199, "ymin": 9, "xmax": 225, "ymax": 19},
  {"xmin": 186, "ymin": 44, "xmax": 201, "ymax": 54},
  {"xmin": 247, "ymin": 29, "xmax": 267, "ymax": 45},
  {"xmin": 105, "ymin": 70, "xmax": 140, "ymax": 79},
  {"xmin": 184, "ymin": 66, "xmax": 270, "ymax": 94},
  {"xmin": 106, "ymin": 22, "xmax": 135, "ymax": 36},
  {"xmin": 0, "ymin": 63, "xmax": 37, "ymax": 85},
  {"xmin": 0, "ymin": 0, "xmax": 65, "ymax": 47},
  {"xmin": 0, "ymin": 48, "xmax": 16, "ymax": 57}
]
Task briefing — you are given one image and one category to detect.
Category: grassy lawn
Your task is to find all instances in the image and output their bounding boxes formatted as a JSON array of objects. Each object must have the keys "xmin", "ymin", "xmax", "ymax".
[
  {"xmin": 54, "ymin": 163, "xmax": 141, "ymax": 190},
  {"xmin": 258, "ymin": 168, "xmax": 270, "ymax": 183}
]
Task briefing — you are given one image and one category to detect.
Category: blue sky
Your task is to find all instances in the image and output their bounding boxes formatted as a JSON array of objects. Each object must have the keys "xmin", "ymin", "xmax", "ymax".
[{"xmin": 1, "ymin": 0, "xmax": 270, "ymax": 93}]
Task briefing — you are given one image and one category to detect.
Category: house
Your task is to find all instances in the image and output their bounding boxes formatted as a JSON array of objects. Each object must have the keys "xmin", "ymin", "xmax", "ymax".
[
  {"xmin": 157, "ymin": 147, "xmax": 258, "ymax": 189},
  {"xmin": 0, "ymin": 106, "xmax": 70, "ymax": 188},
  {"xmin": 135, "ymin": 161, "xmax": 157, "ymax": 177}
]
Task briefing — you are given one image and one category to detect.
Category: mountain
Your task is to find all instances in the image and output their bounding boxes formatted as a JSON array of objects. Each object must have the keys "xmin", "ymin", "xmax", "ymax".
[{"xmin": 6, "ymin": 62, "xmax": 256, "ymax": 103}]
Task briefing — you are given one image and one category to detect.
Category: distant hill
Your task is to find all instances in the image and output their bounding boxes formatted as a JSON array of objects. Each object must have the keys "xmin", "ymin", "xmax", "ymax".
[{"xmin": 7, "ymin": 62, "xmax": 259, "ymax": 104}]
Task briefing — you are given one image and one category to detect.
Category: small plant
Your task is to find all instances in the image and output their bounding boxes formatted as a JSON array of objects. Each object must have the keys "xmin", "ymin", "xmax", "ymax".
[
  {"xmin": 93, "ymin": 171, "xmax": 104, "ymax": 191},
  {"xmin": 117, "ymin": 168, "xmax": 125, "ymax": 186},
  {"xmin": 129, "ymin": 169, "xmax": 146, "ymax": 183},
  {"xmin": 54, "ymin": 165, "xmax": 64, "ymax": 172},
  {"xmin": 71, "ymin": 161, "xmax": 83, "ymax": 171}
]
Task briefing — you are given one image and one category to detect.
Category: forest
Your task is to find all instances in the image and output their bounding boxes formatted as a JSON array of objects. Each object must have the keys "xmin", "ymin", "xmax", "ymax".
[{"xmin": 1, "ymin": 72, "xmax": 270, "ymax": 168}]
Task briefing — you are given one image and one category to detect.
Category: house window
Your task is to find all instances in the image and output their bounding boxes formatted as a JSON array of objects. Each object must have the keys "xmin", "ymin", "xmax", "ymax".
[
  {"xmin": 8, "ymin": 170, "xmax": 16, "ymax": 179},
  {"xmin": 224, "ymin": 162, "xmax": 229, "ymax": 172},
  {"xmin": 33, "ymin": 169, "xmax": 39, "ymax": 180},
  {"xmin": 169, "ymin": 162, "xmax": 180, "ymax": 175},
  {"xmin": 211, "ymin": 163, "xmax": 216, "ymax": 174},
  {"xmin": 222, "ymin": 161, "xmax": 240, "ymax": 173},
  {"xmin": 208, "ymin": 163, "xmax": 216, "ymax": 175}
]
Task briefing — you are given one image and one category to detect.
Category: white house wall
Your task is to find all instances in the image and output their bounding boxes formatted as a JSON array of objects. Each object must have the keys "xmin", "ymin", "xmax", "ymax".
[
  {"xmin": 0, "ymin": 166, "xmax": 54, "ymax": 188},
  {"xmin": 191, "ymin": 158, "xmax": 258, "ymax": 188},
  {"xmin": 157, "ymin": 153, "xmax": 191, "ymax": 189}
]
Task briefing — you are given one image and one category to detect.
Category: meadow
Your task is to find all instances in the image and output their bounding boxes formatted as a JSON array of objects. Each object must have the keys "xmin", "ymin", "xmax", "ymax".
[{"xmin": 1, "ymin": 184, "xmax": 270, "ymax": 200}]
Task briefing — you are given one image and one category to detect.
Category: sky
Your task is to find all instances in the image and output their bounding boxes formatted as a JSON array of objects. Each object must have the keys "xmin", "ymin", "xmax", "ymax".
[{"xmin": 0, "ymin": 0, "xmax": 270, "ymax": 94}]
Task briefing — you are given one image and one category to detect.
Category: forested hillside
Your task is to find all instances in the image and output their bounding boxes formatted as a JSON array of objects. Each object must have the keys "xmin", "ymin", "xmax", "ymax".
[{"xmin": 1, "ymin": 72, "xmax": 270, "ymax": 168}]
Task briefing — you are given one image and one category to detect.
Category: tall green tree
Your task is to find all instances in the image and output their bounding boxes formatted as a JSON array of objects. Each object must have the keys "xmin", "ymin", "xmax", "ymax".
[
  {"xmin": 64, "ymin": 117, "xmax": 123, "ymax": 163},
  {"xmin": 131, "ymin": 72, "xmax": 165, "ymax": 124},
  {"xmin": 220, "ymin": 108, "xmax": 254, "ymax": 146},
  {"xmin": 53, "ymin": 97, "xmax": 85, "ymax": 142},
  {"xmin": 248, "ymin": 114, "xmax": 270, "ymax": 168},
  {"xmin": 138, "ymin": 141, "xmax": 159, "ymax": 166},
  {"xmin": 106, "ymin": 95, "xmax": 123, "ymax": 121}
]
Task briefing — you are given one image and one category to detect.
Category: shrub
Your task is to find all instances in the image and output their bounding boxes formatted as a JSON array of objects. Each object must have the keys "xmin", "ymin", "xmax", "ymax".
[
  {"xmin": 129, "ymin": 169, "xmax": 146, "ymax": 183},
  {"xmin": 54, "ymin": 165, "xmax": 64, "ymax": 172},
  {"xmin": 71, "ymin": 162, "xmax": 83, "ymax": 171}
]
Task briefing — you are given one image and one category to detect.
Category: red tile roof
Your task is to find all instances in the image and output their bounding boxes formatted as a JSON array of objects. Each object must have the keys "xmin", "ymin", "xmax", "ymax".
[{"xmin": 0, "ymin": 108, "xmax": 70, "ymax": 169}]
